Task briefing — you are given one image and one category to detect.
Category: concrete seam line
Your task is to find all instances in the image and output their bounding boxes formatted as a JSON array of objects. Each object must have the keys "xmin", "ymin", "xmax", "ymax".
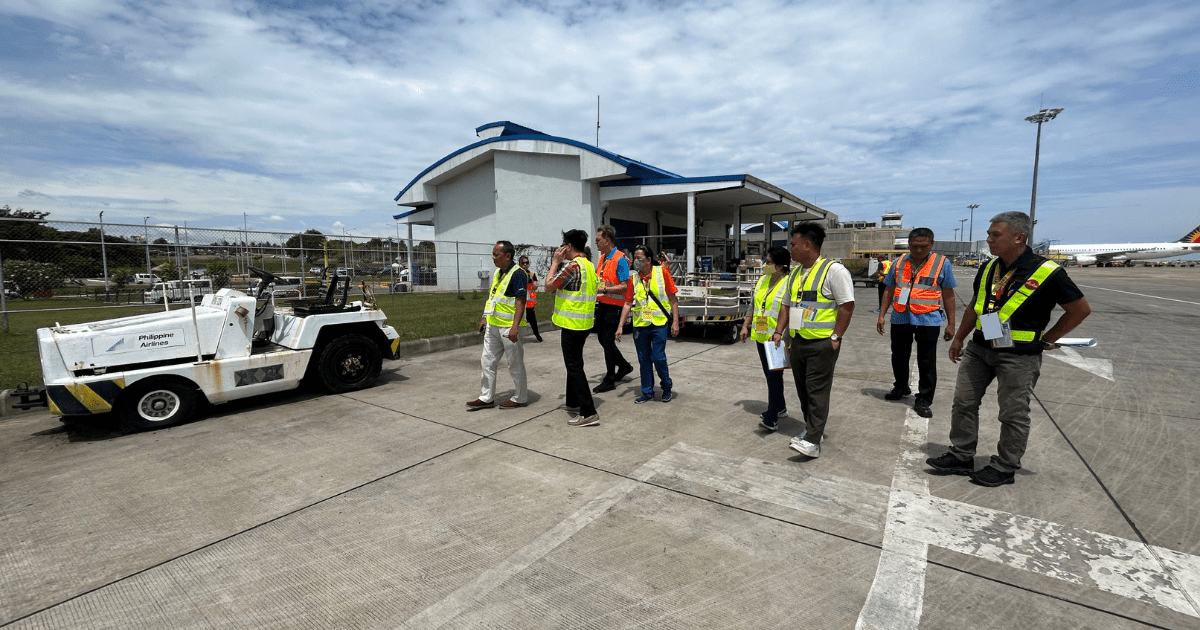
[
  {"xmin": 0, "ymin": 436, "xmax": 488, "ymax": 628},
  {"xmin": 856, "ymin": 409, "xmax": 930, "ymax": 630},
  {"xmin": 387, "ymin": 475, "xmax": 647, "ymax": 630},
  {"xmin": 1035, "ymin": 393, "xmax": 1200, "ymax": 618}
]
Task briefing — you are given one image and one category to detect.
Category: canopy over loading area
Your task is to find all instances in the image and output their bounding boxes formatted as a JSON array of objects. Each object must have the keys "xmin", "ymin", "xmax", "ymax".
[{"xmin": 394, "ymin": 122, "xmax": 833, "ymax": 277}]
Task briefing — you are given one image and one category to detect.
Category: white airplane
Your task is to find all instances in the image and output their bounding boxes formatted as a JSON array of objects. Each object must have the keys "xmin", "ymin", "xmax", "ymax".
[{"xmin": 1049, "ymin": 224, "xmax": 1200, "ymax": 266}]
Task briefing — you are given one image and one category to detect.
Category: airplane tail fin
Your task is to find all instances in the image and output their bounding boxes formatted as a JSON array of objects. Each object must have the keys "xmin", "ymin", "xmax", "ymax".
[{"xmin": 1179, "ymin": 224, "xmax": 1200, "ymax": 243}]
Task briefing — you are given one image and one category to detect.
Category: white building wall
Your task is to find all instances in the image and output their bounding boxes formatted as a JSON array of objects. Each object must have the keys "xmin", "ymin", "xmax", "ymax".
[
  {"xmin": 494, "ymin": 151, "xmax": 597, "ymax": 248},
  {"xmin": 432, "ymin": 161, "xmax": 496, "ymax": 290}
]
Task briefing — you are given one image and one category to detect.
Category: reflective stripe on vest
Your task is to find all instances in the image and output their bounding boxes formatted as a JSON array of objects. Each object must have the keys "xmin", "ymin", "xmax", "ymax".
[
  {"xmin": 486, "ymin": 265, "xmax": 527, "ymax": 327},
  {"xmin": 973, "ymin": 258, "xmax": 1060, "ymax": 342},
  {"xmin": 553, "ymin": 257, "xmax": 598, "ymax": 330},
  {"xmin": 632, "ymin": 266, "xmax": 669, "ymax": 327},
  {"xmin": 597, "ymin": 249, "xmax": 628, "ymax": 306},
  {"xmin": 526, "ymin": 277, "xmax": 537, "ymax": 308},
  {"xmin": 787, "ymin": 258, "xmax": 838, "ymax": 339},
  {"xmin": 893, "ymin": 253, "xmax": 945, "ymax": 314},
  {"xmin": 750, "ymin": 272, "xmax": 788, "ymax": 343}
]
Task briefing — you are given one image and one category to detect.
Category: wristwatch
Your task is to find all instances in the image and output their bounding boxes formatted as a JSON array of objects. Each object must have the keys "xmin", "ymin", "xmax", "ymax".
[{"xmin": 830, "ymin": 333, "xmax": 841, "ymax": 342}]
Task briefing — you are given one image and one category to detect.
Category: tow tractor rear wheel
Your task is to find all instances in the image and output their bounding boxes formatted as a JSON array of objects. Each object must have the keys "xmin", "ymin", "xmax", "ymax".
[
  {"xmin": 316, "ymin": 334, "xmax": 382, "ymax": 393},
  {"xmin": 121, "ymin": 379, "xmax": 197, "ymax": 430}
]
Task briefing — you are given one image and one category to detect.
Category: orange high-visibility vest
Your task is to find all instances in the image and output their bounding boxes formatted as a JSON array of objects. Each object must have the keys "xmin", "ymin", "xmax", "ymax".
[
  {"xmin": 597, "ymin": 249, "xmax": 628, "ymax": 307},
  {"xmin": 892, "ymin": 253, "xmax": 945, "ymax": 314},
  {"xmin": 526, "ymin": 276, "xmax": 537, "ymax": 308}
]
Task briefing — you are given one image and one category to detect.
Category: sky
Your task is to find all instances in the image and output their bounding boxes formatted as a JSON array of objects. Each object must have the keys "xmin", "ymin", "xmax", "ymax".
[{"xmin": 2, "ymin": 0, "xmax": 1199, "ymax": 247}]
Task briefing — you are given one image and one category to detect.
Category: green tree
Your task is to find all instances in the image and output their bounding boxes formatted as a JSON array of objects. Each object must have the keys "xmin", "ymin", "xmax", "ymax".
[
  {"xmin": 111, "ymin": 266, "xmax": 135, "ymax": 291},
  {"xmin": 159, "ymin": 261, "xmax": 180, "ymax": 281},
  {"xmin": 206, "ymin": 259, "xmax": 234, "ymax": 289},
  {"xmin": 2, "ymin": 260, "xmax": 63, "ymax": 299}
]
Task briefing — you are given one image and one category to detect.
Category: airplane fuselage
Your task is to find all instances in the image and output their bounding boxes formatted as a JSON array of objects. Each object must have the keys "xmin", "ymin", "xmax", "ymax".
[{"xmin": 1050, "ymin": 242, "xmax": 1200, "ymax": 263}]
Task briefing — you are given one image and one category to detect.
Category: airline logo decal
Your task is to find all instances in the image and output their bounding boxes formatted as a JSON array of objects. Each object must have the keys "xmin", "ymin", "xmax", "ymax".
[{"xmin": 1181, "ymin": 225, "xmax": 1200, "ymax": 243}]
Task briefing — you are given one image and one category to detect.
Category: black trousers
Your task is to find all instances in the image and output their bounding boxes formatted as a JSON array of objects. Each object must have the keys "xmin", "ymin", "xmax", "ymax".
[
  {"xmin": 526, "ymin": 306, "xmax": 542, "ymax": 339},
  {"xmin": 890, "ymin": 323, "xmax": 941, "ymax": 403},
  {"xmin": 594, "ymin": 301, "xmax": 632, "ymax": 381},
  {"xmin": 876, "ymin": 283, "xmax": 887, "ymax": 310},
  {"xmin": 561, "ymin": 328, "xmax": 597, "ymax": 416}
]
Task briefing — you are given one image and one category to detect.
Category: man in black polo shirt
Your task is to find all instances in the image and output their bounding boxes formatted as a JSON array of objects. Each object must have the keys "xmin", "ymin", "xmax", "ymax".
[{"xmin": 927, "ymin": 211, "xmax": 1091, "ymax": 487}]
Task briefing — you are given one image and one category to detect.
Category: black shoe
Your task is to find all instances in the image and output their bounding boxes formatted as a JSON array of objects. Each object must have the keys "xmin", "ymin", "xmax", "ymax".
[
  {"xmin": 969, "ymin": 465, "xmax": 1015, "ymax": 487},
  {"xmin": 884, "ymin": 388, "xmax": 911, "ymax": 401},
  {"xmin": 614, "ymin": 364, "xmax": 634, "ymax": 382},
  {"xmin": 592, "ymin": 380, "xmax": 616, "ymax": 393},
  {"xmin": 926, "ymin": 452, "xmax": 973, "ymax": 474},
  {"xmin": 914, "ymin": 400, "xmax": 932, "ymax": 418}
]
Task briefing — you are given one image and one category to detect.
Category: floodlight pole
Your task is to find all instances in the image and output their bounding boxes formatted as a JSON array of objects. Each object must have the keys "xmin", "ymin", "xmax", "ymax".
[
  {"xmin": 958, "ymin": 219, "xmax": 968, "ymax": 241},
  {"xmin": 967, "ymin": 204, "xmax": 979, "ymax": 242},
  {"xmin": 1025, "ymin": 108, "xmax": 1063, "ymax": 248}
]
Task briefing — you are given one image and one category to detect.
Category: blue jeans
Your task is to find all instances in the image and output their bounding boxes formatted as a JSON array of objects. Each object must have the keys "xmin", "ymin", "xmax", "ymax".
[
  {"xmin": 633, "ymin": 324, "xmax": 672, "ymax": 395},
  {"xmin": 755, "ymin": 341, "xmax": 787, "ymax": 421}
]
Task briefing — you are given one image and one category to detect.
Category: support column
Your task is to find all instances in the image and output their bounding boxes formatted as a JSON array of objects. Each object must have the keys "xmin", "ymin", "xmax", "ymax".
[
  {"xmin": 687, "ymin": 192, "xmax": 696, "ymax": 275},
  {"xmin": 733, "ymin": 207, "xmax": 741, "ymax": 259}
]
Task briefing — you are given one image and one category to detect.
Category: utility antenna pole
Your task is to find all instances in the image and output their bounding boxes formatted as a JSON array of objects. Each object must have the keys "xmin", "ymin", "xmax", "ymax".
[{"xmin": 596, "ymin": 95, "xmax": 600, "ymax": 147}]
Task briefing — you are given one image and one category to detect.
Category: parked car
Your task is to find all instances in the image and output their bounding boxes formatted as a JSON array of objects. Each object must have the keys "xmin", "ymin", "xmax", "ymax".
[{"xmin": 132, "ymin": 273, "xmax": 163, "ymax": 285}]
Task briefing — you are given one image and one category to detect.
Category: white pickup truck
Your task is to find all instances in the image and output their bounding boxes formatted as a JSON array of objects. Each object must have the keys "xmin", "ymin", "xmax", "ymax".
[{"xmin": 144, "ymin": 279, "xmax": 215, "ymax": 304}]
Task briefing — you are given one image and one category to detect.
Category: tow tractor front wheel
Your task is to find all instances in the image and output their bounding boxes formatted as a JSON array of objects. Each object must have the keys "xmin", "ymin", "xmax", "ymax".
[
  {"xmin": 121, "ymin": 379, "xmax": 197, "ymax": 430},
  {"xmin": 316, "ymin": 334, "xmax": 382, "ymax": 393}
]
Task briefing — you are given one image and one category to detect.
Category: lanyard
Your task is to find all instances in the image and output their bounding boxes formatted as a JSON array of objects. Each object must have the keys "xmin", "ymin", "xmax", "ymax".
[
  {"xmin": 759, "ymin": 275, "xmax": 784, "ymax": 313},
  {"xmin": 491, "ymin": 265, "xmax": 514, "ymax": 297},
  {"xmin": 988, "ymin": 265, "xmax": 1019, "ymax": 311}
]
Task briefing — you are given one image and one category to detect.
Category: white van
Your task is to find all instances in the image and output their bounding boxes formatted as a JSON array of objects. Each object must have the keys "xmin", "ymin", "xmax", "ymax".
[
  {"xmin": 144, "ymin": 279, "xmax": 214, "ymax": 304},
  {"xmin": 132, "ymin": 273, "xmax": 162, "ymax": 285}
]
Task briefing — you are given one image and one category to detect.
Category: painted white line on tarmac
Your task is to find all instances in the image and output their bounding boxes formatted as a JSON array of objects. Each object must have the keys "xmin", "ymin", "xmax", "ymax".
[
  {"xmin": 641, "ymin": 442, "xmax": 888, "ymax": 530},
  {"xmin": 1045, "ymin": 347, "xmax": 1114, "ymax": 381},
  {"xmin": 655, "ymin": 439, "xmax": 1200, "ymax": 620},
  {"xmin": 856, "ymin": 409, "xmax": 930, "ymax": 630},
  {"xmin": 890, "ymin": 491, "xmax": 1200, "ymax": 618},
  {"xmin": 1076, "ymin": 284, "xmax": 1200, "ymax": 306},
  {"xmin": 391, "ymin": 465, "xmax": 655, "ymax": 630}
]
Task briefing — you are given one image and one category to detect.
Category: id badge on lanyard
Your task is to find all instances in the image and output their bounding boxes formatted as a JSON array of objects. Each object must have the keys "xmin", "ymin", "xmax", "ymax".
[
  {"xmin": 897, "ymin": 288, "xmax": 910, "ymax": 305},
  {"xmin": 640, "ymin": 305, "xmax": 656, "ymax": 321},
  {"xmin": 754, "ymin": 315, "xmax": 769, "ymax": 333}
]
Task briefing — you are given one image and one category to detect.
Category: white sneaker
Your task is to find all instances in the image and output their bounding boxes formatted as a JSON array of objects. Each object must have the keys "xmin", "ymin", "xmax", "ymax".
[
  {"xmin": 791, "ymin": 431, "xmax": 825, "ymax": 444},
  {"xmin": 790, "ymin": 439, "xmax": 820, "ymax": 458}
]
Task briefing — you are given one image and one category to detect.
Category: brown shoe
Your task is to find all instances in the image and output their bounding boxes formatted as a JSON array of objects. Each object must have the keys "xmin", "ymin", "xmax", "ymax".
[
  {"xmin": 466, "ymin": 398, "xmax": 495, "ymax": 409},
  {"xmin": 498, "ymin": 400, "xmax": 528, "ymax": 409}
]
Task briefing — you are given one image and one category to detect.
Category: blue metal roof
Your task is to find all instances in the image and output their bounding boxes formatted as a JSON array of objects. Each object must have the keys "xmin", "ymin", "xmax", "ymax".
[{"xmin": 394, "ymin": 122, "xmax": 684, "ymax": 202}]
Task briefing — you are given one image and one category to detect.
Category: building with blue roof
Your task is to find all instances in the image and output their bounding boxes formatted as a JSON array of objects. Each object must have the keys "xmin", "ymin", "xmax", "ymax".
[{"xmin": 393, "ymin": 122, "xmax": 834, "ymax": 285}]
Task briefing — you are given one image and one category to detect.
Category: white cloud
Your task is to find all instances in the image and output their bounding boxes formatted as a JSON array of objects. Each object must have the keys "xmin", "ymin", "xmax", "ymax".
[{"xmin": 1, "ymin": 0, "xmax": 1199, "ymax": 244}]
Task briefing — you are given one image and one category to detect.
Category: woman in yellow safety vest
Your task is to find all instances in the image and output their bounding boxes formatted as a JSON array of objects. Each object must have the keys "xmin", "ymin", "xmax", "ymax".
[
  {"xmin": 519, "ymin": 255, "xmax": 543, "ymax": 342},
  {"xmin": 739, "ymin": 246, "xmax": 792, "ymax": 430},
  {"xmin": 616, "ymin": 245, "xmax": 681, "ymax": 404}
]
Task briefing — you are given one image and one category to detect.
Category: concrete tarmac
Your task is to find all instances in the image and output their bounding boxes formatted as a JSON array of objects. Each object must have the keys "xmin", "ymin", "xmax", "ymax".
[{"xmin": 1, "ymin": 266, "xmax": 1197, "ymax": 629}]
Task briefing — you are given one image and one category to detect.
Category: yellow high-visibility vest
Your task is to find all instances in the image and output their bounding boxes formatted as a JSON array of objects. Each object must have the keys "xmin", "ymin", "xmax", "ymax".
[
  {"xmin": 750, "ymin": 272, "xmax": 788, "ymax": 343},
  {"xmin": 631, "ymin": 266, "xmax": 669, "ymax": 327},
  {"xmin": 973, "ymin": 258, "xmax": 1060, "ymax": 342},
  {"xmin": 787, "ymin": 258, "xmax": 837, "ymax": 340},
  {"xmin": 552, "ymin": 257, "xmax": 598, "ymax": 330},
  {"xmin": 485, "ymin": 264, "xmax": 526, "ymax": 327}
]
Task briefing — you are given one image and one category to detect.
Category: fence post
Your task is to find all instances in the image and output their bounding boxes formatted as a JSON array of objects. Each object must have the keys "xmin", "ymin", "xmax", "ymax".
[
  {"xmin": 456, "ymin": 241, "xmax": 461, "ymax": 294},
  {"xmin": 0, "ymin": 242, "xmax": 8, "ymax": 331}
]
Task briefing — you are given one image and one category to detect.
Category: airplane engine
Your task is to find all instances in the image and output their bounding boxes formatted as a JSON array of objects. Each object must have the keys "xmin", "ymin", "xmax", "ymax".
[{"xmin": 1070, "ymin": 254, "xmax": 1097, "ymax": 266}]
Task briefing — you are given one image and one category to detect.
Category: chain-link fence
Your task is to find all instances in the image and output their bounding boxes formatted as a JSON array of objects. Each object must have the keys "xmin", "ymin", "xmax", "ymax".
[{"xmin": 0, "ymin": 217, "xmax": 559, "ymax": 329}]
